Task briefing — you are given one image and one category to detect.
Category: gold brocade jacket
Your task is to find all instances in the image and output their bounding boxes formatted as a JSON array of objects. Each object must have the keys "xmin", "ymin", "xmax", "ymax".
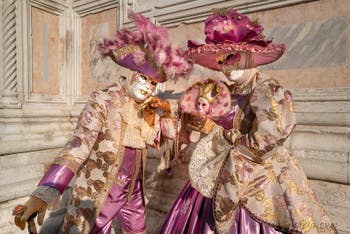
[
  {"xmin": 45, "ymin": 82, "xmax": 172, "ymax": 233},
  {"xmin": 191, "ymin": 78, "xmax": 336, "ymax": 234}
]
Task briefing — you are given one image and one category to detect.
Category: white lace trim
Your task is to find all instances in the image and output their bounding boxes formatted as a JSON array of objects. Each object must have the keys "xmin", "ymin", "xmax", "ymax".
[{"xmin": 189, "ymin": 125, "xmax": 230, "ymax": 198}]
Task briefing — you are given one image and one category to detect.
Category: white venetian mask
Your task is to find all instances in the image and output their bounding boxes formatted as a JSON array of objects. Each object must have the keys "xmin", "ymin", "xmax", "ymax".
[
  {"xmin": 226, "ymin": 69, "xmax": 245, "ymax": 81},
  {"xmin": 196, "ymin": 97, "xmax": 210, "ymax": 116},
  {"xmin": 126, "ymin": 72, "xmax": 158, "ymax": 102}
]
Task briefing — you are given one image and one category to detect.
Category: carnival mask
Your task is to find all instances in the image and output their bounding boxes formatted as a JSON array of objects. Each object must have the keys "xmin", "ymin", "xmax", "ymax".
[
  {"xmin": 196, "ymin": 81, "xmax": 221, "ymax": 116},
  {"xmin": 216, "ymin": 52, "xmax": 241, "ymax": 73},
  {"xmin": 225, "ymin": 69, "xmax": 245, "ymax": 81},
  {"xmin": 180, "ymin": 79, "xmax": 231, "ymax": 119},
  {"xmin": 196, "ymin": 97, "xmax": 210, "ymax": 116},
  {"xmin": 126, "ymin": 72, "xmax": 158, "ymax": 102}
]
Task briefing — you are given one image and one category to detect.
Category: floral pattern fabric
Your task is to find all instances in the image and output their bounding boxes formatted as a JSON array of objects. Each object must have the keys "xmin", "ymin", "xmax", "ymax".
[
  {"xmin": 39, "ymin": 82, "xmax": 170, "ymax": 234},
  {"xmin": 212, "ymin": 78, "xmax": 336, "ymax": 234}
]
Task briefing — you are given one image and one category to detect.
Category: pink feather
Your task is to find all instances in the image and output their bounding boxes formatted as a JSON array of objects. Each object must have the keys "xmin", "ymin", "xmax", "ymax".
[{"xmin": 98, "ymin": 9, "xmax": 192, "ymax": 80}]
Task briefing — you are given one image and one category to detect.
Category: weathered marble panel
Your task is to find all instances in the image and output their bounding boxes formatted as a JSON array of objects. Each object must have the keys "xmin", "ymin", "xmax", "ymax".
[
  {"xmin": 80, "ymin": 8, "xmax": 119, "ymax": 96},
  {"xmin": 120, "ymin": 0, "xmax": 319, "ymax": 28},
  {"xmin": 263, "ymin": 17, "xmax": 348, "ymax": 70},
  {"xmin": 31, "ymin": 7, "xmax": 60, "ymax": 95}
]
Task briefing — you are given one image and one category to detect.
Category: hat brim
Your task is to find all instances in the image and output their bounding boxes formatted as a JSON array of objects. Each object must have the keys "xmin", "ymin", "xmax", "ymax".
[
  {"xmin": 186, "ymin": 42, "xmax": 285, "ymax": 70},
  {"xmin": 117, "ymin": 53, "xmax": 165, "ymax": 83},
  {"xmin": 108, "ymin": 45, "xmax": 165, "ymax": 83}
]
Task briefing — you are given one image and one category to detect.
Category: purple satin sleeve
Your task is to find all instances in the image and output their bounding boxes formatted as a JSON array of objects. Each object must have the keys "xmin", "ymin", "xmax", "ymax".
[
  {"xmin": 214, "ymin": 109, "xmax": 236, "ymax": 130},
  {"xmin": 38, "ymin": 164, "xmax": 74, "ymax": 194},
  {"xmin": 214, "ymin": 95, "xmax": 247, "ymax": 130}
]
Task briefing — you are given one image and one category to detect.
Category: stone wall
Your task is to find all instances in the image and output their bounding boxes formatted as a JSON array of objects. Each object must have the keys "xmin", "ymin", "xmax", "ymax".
[{"xmin": 0, "ymin": 0, "xmax": 349, "ymax": 233}]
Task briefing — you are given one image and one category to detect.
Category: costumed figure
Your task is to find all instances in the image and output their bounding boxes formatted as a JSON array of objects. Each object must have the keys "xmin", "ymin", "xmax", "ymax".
[
  {"xmin": 12, "ymin": 11, "xmax": 191, "ymax": 234},
  {"xmin": 161, "ymin": 8, "xmax": 336, "ymax": 234}
]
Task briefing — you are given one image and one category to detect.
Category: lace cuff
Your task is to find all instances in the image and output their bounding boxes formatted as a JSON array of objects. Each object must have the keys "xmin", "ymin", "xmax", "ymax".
[{"xmin": 31, "ymin": 185, "xmax": 61, "ymax": 209}]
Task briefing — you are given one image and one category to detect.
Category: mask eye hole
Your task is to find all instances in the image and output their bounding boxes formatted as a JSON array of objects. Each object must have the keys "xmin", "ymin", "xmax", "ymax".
[
  {"xmin": 226, "ymin": 54, "xmax": 233, "ymax": 60},
  {"xmin": 135, "ymin": 73, "xmax": 149, "ymax": 84},
  {"xmin": 151, "ymin": 81, "xmax": 158, "ymax": 86}
]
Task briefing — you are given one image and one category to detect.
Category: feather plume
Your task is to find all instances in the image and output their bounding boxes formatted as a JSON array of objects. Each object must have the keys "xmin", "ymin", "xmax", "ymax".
[{"xmin": 98, "ymin": 10, "xmax": 192, "ymax": 80}]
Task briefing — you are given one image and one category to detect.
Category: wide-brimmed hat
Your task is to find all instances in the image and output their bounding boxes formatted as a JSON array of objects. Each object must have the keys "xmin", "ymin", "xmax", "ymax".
[
  {"xmin": 98, "ymin": 11, "xmax": 192, "ymax": 83},
  {"xmin": 186, "ymin": 8, "xmax": 285, "ymax": 71}
]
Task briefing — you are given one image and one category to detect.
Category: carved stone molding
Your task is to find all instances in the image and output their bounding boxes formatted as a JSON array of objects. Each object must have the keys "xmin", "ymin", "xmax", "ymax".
[
  {"xmin": 0, "ymin": 0, "xmax": 21, "ymax": 108},
  {"xmin": 72, "ymin": 0, "xmax": 118, "ymax": 16},
  {"xmin": 291, "ymin": 87, "xmax": 350, "ymax": 101},
  {"xmin": 286, "ymin": 88, "xmax": 350, "ymax": 184},
  {"xmin": 120, "ymin": 0, "xmax": 319, "ymax": 28},
  {"xmin": 28, "ymin": 0, "xmax": 67, "ymax": 14},
  {"xmin": 0, "ymin": 148, "xmax": 63, "ymax": 202},
  {"xmin": 291, "ymin": 88, "xmax": 350, "ymax": 126}
]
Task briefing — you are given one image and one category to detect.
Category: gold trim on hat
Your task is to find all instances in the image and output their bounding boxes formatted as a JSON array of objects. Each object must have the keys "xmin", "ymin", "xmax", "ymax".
[
  {"xmin": 111, "ymin": 44, "xmax": 141, "ymax": 62},
  {"xmin": 109, "ymin": 44, "xmax": 166, "ymax": 81}
]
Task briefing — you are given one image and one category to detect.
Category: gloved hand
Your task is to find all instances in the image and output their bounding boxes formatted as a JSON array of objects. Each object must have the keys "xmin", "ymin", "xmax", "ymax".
[
  {"xmin": 12, "ymin": 196, "xmax": 48, "ymax": 233},
  {"xmin": 142, "ymin": 96, "xmax": 171, "ymax": 126},
  {"xmin": 142, "ymin": 106, "xmax": 156, "ymax": 126},
  {"xmin": 143, "ymin": 96, "xmax": 170, "ymax": 113}
]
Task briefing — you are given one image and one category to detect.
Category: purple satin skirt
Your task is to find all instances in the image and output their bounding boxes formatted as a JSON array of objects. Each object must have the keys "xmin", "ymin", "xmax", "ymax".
[
  {"xmin": 160, "ymin": 181, "xmax": 282, "ymax": 234},
  {"xmin": 160, "ymin": 181, "xmax": 215, "ymax": 234}
]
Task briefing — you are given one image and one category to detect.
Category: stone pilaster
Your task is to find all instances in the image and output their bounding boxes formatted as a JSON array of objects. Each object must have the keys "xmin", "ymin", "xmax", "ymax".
[{"xmin": 0, "ymin": 0, "xmax": 21, "ymax": 108}]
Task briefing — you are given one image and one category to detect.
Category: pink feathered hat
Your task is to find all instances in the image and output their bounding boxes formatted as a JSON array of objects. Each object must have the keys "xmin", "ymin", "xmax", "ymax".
[
  {"xmin": 186, "ymin": 8, "xmax": 285, "ymax": 70},
  {"xmin": 98, "ymin": 11, "xmax": 192, "ymax": 83},
  {"xmin": 180, "ymin": 79, "xmax": 231, "ymax": 119}
]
